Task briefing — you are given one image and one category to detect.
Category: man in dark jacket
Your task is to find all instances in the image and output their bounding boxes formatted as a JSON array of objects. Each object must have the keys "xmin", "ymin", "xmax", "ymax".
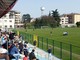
[
  {"xmin": 9, "ymin": 32, "xmax": 14, "ymax": 40},
  {"xmin": 29, "ymin": 49, "xmax": 35, "ymax": 60}
]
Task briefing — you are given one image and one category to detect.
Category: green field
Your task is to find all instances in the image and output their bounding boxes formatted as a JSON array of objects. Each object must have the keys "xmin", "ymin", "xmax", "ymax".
[
  {"xmin": 15, "ymin": 28, "xmax": 80, "ymax": 60},
  {"xmin": 17, "ymin": 28, "xmax": 80, "ymax": 46}
]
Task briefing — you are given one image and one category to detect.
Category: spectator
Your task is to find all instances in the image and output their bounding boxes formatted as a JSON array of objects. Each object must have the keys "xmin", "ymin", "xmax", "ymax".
[
  {"xmin": 29, "ymin": 49, "xmax": 36, "ymax": 60},
  {"xmin": 24, "ymin": 44, "xmax": 29, "ymax": 55},
  {"xmin": 47, "ymin": 46, "xmax": 52, "ymax": 60},
  {"xmin": 9, "ymin": 41, "xmax": 19, "ymax": 60},
  {"xmin": 23, "ymin": 53, "xmax": 28, "ymax": 60},
  {"xmin": 0, "ymin": 47, "xmax": 9, "ymax": 60},
  {"xmin": 19, "ymin": 41, "xmax": 23, "ymax": 54},
  {"xmin": 33, "ymin": 40, "xmax": 36, "ymax": 46},
  {"xmin": 9, "ymin": 31, "xmax": 14, "ymax": 41},
  {"xmin": 32, "ymin": 56, "xmax": 37, "ymax": 60}
]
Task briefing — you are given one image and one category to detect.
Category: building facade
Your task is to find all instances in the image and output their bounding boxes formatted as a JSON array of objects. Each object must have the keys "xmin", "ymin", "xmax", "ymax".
[
  {"xmin": 60, "ymin": 14, "xmax": 68, "ymax": 24},
  {"xmin": 0, "ymin": 10, "xmax": 22, "ymax": 30},
  {"xmin": 0, "ymin": 11, "xmax": 15, "ymax": 30},
  {"xmin": 60, "ymin": 13, "xmax": 80, "ymax": 27}
]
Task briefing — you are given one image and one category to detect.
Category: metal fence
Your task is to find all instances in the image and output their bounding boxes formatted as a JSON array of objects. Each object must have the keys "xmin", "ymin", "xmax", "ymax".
[{"xmin": 16, "ymin": 31, "xmax": 80, "ymax": 60}]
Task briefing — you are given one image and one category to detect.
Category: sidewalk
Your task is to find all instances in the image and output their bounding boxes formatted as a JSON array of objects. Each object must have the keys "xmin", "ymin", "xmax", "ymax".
[{"xmin": 28, "ymin": 43, "xmax": 61, "ymax": 60}]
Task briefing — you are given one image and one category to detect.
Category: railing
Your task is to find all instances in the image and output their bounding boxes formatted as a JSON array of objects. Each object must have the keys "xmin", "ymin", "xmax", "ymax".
[{"xmin": 14, "ymin": 31, "xmax": 80, "ymax": 60}]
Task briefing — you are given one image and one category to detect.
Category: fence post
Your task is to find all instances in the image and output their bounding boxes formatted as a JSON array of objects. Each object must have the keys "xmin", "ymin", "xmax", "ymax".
[
  {"xmin": 70, "ymin": 44, "xmax": 72, "ymax": 60},
  {"xmin": 47, "ymin": 38, "xmax": 48, "ymax": 49},
  {"xmin": 60, "ymin": 42, "xmax": 62, "ymax": 59},
  {"xmin": 28, "ymin": 34, "xmax": 29, "ymax": 42},
  {"xmin": 29, "ymin": 34, "xmax": 30, "ymax": 43},
  {"xmin": 32, "ymin": 35, "xmax": 33, "ymax": 44},
  {"xmin": 42, "ymin": 37, "xmax": 43, "ymax": 49},
  {"xmin": 30, "ymin": 34, "xmax": 31, "ymax": 43},
  {"xmin": 53, "ymin": 40, "xmax": 54, "ymax": 54},
  {"xmin": 38, "ymin": 36, "xmax": 39, "ymax": 47}
]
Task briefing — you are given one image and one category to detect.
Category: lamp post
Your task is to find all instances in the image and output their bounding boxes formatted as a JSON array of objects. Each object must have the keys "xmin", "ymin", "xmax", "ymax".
[{"xmin": 40, "ymin": 7, "xmax": 45, "ymax": 17}]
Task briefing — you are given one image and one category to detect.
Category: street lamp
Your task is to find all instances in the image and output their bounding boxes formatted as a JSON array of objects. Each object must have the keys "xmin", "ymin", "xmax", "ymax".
[{"xmin": 40, "ymin": 7, "xmax": 45, "ymax": 17}]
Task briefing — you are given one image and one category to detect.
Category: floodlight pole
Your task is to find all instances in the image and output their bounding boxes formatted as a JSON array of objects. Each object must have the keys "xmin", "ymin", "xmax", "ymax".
[{"xmin": 40, "ymin": 7, "xmax": 45, "ymax": 18}]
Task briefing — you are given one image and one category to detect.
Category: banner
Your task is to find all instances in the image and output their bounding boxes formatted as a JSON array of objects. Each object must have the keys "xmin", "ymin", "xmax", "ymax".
[{"xmin": 33, "ymin": 35, "xmax": 38, "ymax": 46}]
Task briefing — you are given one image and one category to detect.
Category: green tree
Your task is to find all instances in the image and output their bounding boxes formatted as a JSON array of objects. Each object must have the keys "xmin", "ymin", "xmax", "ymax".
[
  {"xmin": 33, "ymin": 18, "xmax": 40, "ymax": 28},
  {"xmin": 52, "ymin": 9, "xmax": 60, "ymax": 27},
  {"xmin": 24, "ymin": 22, "xmax": 27, "ymax": 29},
  {"xmin": 76, "ymin": 22, "xmax": 80, "ymax": 27},
  {"xmin": 22, "ymin": 14, "xmax": 31, "ymax": 23}
]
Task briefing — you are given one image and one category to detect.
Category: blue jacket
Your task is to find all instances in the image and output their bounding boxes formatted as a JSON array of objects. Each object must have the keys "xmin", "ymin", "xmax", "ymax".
[{"xmin": 9, "ymin": 44, "xmax": 18, "ymax": 55}]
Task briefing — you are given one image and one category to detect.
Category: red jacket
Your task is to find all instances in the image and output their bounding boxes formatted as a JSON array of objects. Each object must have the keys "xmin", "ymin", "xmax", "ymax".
[{"xmin": 23, "ymin": 57, "xmax": 28, "ymax": 60}]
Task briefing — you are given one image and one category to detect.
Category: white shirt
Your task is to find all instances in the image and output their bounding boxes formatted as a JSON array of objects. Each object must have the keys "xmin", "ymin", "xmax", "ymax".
[{"xmin": 0, "ymin": 48, "xmax": 8, "ymax": 53}]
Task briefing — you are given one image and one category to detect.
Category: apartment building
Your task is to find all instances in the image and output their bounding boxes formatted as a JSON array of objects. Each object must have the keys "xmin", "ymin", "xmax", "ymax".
[
  {"xmin": 0, "ymin": 10, "xmax": 22, "ymax": 31},
  {"xmin": 0, "ymin": 11, "xmax": 15, "ymax": 30},
  {"xmin": 60, "ymin": 13, "xmax": 80, "ymax": 27},
  {"xmin": 60, "ymin": 14, "xmax": 68, "ymax": 24},
  {"xmin": 67, "ymin": 13, "xmax": 80, "ymax": 24}
]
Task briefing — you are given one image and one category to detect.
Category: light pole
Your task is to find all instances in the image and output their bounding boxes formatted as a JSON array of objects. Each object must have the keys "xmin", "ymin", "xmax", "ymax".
[{"xmin": 40, "ymin": 7, "xmax": 45, "ymax": 17}]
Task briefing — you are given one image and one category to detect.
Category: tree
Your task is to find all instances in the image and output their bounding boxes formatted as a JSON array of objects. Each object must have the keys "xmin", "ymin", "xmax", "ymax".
[
  {"xmin": 52, "ymin": 9, "xmax": 60, "ymax": 27},
  {"xmin": 22, "ymin": 14, "xmax": 31, "ymax": 23},
  {"xmin": 33, "ymin": 18, "xmax": 40, "ymax": 28},
  {"xmin": 76, "ymin": 22, "xmax": 80, "ymax": 27},
  {"xmin": 24, "ymin": 22, "xmax": 27, "ymax": 29},
  {"xmin": 22, "ymin": 14, "xmax": 31, "ymax": 29}
]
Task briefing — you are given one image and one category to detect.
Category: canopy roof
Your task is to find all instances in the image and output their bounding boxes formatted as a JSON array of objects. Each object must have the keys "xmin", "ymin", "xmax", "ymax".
[{"xmin": 0, "ymin": 0, "xmax": 17, "ymax": 18}]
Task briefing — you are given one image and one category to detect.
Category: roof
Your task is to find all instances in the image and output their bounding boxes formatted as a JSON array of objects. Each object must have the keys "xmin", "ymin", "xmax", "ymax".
[
  {"xmin": 61, "ymin": 13, "xmax": 80, "ymax": 17},
  {"xmin": 0, "ymin": 0, "xmax": 17, "ymax": 18}
]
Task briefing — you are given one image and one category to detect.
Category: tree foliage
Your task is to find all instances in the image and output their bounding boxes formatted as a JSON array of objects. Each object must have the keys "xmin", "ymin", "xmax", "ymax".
[
  {"xmin": 30, "ymin": 9, "xmax": 60, "ymax": 28},
  {"xmin": 76, "ymin": 22, "xmax": 80, "ymax": 27},
  {"xmin": 51, "ymin": 9, "xmax": 60, "ymax": 27},
  {"xmin": 22, "ymin": 14, "xmax": 31, "ymax": 23},
  {"xmin": 24, "ymin": 22, "xmax": 27, "ymax": 29}
]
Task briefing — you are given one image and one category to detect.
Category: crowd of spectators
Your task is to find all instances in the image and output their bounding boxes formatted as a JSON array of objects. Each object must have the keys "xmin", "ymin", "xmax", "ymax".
[{"xmin": 0, "ymin": 30, "xmax": 38, "ymax": 60}]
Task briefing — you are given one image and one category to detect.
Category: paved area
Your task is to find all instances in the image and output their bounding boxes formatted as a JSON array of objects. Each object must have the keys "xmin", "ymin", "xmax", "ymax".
[
  {"xmin": 28, "ymin": 43, "xmax": 61, "ymax": 60},
  {"xmin": 0, "ymin": 43, "xmax": 61, "ymax": 60}
]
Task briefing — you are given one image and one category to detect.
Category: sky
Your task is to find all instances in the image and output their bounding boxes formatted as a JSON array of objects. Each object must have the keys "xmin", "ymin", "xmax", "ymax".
[{"xmin": 12, "ymin": 0, "xmax": 80, "ymax": 18}]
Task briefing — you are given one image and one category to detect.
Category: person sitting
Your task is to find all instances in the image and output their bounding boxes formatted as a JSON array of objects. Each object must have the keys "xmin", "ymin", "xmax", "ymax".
[
  {"xmin": 0, "ymin": 47, "xmax": 9, "ymax": 60},
  {"xmin": 29, "ymin": 49, "xmax": 35, "ymax": 60},
  {"xmin": 24, "ymin": 44, "xmax": 29, "ymax": 55},
  {"xmin": 32, "ymin": 56, "xmax": 37, "ymax": 60},
  {"xmin": 19, "ymin": 41, "xmax": 23, "ymax": 54},
  {"xmin": 23, "ymin": 53, "xmax": 28, "ymax": 60},
  {"xmin": 9, "ymin": 41, "xmax": 19, "ymax": 60}
]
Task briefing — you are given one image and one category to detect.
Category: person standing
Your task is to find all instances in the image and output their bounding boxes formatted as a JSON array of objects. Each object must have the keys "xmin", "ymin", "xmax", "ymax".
[{"xmin": 47, "ymin": 46, "xmax": 52, "ymax": 60}]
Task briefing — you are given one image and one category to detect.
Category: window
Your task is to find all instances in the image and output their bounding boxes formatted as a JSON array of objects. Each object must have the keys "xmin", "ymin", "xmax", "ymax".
[
  {"xmin": 17, "ymin": 26, "xmax": 19, "ymax": 28},
  {"xmin": 4, "ymin": 20, "xmax": 7, "ymax": 22},
  {"xmin": 5, "ymin": 25, "xmax": 7, "ymax": 28},
  {"xmin": 10, "ymin": 25, "xmax": 12, "ymax": 28},
  {"xmin": 9, "ymin": 20, "xmax": 12, "ymax": 22},
  {"xmin": 62, "ymin": 21, "xmax": 64, "ymax": 22}
]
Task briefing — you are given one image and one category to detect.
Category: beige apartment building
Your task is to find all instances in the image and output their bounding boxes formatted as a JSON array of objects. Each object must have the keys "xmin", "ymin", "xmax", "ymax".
[
  {"xmin": 67, "ymin": 13, "xmax": 80, "ymax": 24},
  {"xmin": 60, "ymin": 13, "xmax": 80, "ymax": 27},
  {"xmin": 61, "ymin": 13, "xmax": 80, "ymax": 24}
]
